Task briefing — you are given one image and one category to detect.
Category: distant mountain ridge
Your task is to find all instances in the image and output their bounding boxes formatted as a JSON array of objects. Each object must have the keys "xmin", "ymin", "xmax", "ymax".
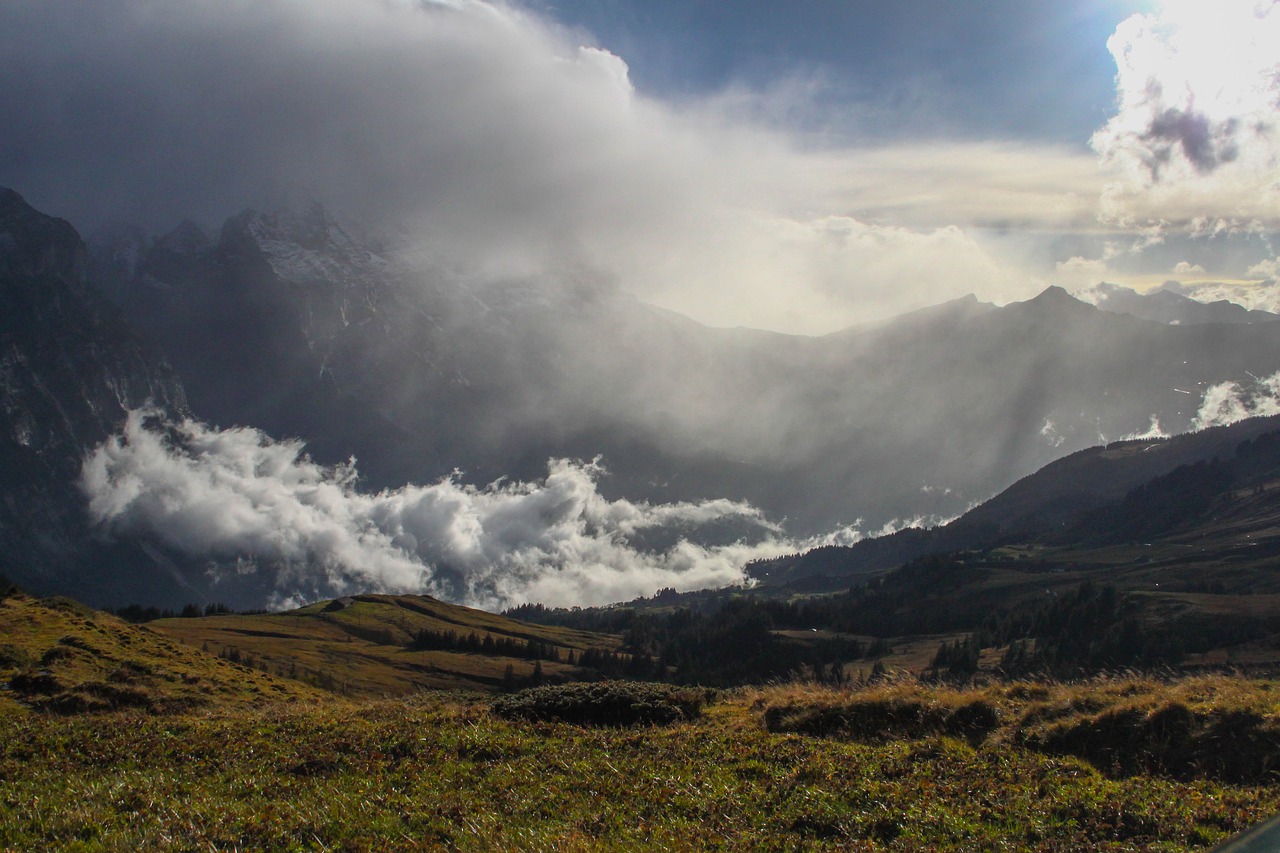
[
  {"xmin": 5, "ymin": 186, "xmax": 1280, "ymax": 609},
  {"xmin": 1076, "ymin": 282, "xmax": 1278, "ymax": 326}
]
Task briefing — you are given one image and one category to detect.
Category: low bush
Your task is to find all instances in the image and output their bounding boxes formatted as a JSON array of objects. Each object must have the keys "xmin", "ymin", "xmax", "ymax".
[
  {"xmin": 492, "ymin": 680, "xmax": 706, "ymax": 727},
  {"xmin": 1022, "ymin": 701, "xmax": 1280, "ymax": 784},
  {"xmin": 764, "ymin": 693, "xmax": 999, "ymax": 744}
]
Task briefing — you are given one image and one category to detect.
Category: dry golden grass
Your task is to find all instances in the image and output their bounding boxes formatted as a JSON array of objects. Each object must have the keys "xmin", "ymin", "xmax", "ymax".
[
  {"xmin": 0, "ymin": 593, "xmax": 323, "ymax": 713},
  {"xmin": 149, "ymin": 593, "xmax": 623, "ymax": 696},
  {"xmin": 3, "ymin": 679, "xmax": 1280, "ymax": 850}
]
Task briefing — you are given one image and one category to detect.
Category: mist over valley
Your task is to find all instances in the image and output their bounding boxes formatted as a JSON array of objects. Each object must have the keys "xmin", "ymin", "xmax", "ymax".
[{"xmin": 1, "ymin": 0, "xmax": 1278, "ymax": 612}]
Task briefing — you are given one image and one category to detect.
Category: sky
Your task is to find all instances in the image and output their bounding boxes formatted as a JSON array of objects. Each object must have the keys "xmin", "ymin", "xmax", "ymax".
[
  {"xmin": 0, "ymin": 0, "xmax": 1277, "ymax": 333},
  {"xmin": 4, "ymin": 0, "xmax": 1279, "ymax": 609}
]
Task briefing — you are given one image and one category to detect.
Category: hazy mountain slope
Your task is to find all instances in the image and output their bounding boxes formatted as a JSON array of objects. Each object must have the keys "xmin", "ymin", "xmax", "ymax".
[
  {"xmin": 0, "ymin": 188, "xmax": 190, "ymax": 603},
  {"xmin": 92, "ymin": 205, "xmax": 1280, "ymax": 540},
  {"xmin": 752, "ymin": 414, "xmax": 1280, "ymax": 588},
  {"xmin": 763, "ymin": 286, "xmax": 1280, "ymax": 530}
]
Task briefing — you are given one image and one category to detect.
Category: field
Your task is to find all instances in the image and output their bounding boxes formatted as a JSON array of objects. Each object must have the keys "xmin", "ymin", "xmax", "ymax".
[
  {"xmin": 4, "ymin": 676, "xmax": 1280, "ymax": 850},
  {"xmin": 148, "ymin": 594, "xmax": 622, "ymax": 696},
  {"xmin": 6, "ymin": 589, "xmax": 1280, "ymax": 849}
]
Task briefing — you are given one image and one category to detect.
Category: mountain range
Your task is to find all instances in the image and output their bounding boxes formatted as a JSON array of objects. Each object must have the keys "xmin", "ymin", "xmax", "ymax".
[
  {"xmin": 1076, "ymin": 281, "xmax": 1279, "ymax": 326},
  {"xmin": 4, "ymin": 185, "xmax": 1280, "ymax": 608},
  {"xmin": 88, "ymin": 199, "xmax": 1280, "ymax": 531}
]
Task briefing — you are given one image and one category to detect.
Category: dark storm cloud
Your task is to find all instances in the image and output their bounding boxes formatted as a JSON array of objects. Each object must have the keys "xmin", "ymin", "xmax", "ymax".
[
  {"xmin": 0, "ymin": 0, "xmax": 652, "ymax": 243},
  {"xmin": 0, "ymin": 0, "xmax": 1104, "ymax": 332},
  {"xmin": 1143, "ymin": 108, "xmax": 1238, "ymax": 176}
]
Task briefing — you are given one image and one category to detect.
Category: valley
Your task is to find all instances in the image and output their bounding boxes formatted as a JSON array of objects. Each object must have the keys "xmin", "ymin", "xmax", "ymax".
[{"xmin": 4, "ymin": 0, "xmax": 1280, "ymax": 848}]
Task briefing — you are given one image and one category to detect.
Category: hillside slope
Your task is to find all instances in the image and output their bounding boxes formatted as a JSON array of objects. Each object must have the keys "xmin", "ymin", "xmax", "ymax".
[
  {"xmin": 150, "ymin": 593, "xmax": 626, "ymax": 696},
  {"xmin": 753, "ymin": 414, "xmax": 1280, "ymax": 589},
  {"xmin": 0, "ymin": 592, "xmax": 320, "ymax": 714}
]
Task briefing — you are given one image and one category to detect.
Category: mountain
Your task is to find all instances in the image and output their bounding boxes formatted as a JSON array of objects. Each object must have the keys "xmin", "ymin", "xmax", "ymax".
[
  {"xmin": 751, "ymin": 414, "xmax": 1280, "ymax": 589},
  {"xmin": 531, "ymin": 416, "xmax": 1280, "ymax": 679},
  {"xmin": 7, "ymin": 187, "xmax": 1280, "ymax": 610},
  {"xmin": 1077, "ymin": 282, "xmax": 1278, "ymax": 325},
  {"xmin": 794, "ymin": 421, "xmax": 1280, "ymax": 672},
  {"xmin": 0, "ymin": 188, "xmax": 191, "ymax": 605},
  {"xmin": 91, "ymin": 205, "xmax": 1280, "ymax": 541}
]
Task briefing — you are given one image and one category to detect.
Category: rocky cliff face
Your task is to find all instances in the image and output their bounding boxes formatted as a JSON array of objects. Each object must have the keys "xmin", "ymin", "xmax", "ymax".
[{"xmin": 0, "ymin": 188, "xmax": 188, "ymax": 603}]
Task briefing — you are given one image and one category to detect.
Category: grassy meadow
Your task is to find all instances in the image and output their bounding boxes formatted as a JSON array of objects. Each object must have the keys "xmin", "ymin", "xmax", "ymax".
[
  {"xmin": 4, "ymin": 675, "xmax": 1280, "ymax": 850},
  {"xmin": 6, "ymin": 589, "xmax": 1280, "ymax": 849}
]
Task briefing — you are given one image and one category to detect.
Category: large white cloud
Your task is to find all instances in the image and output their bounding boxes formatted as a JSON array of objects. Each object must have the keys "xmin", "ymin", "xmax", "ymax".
[
  {"xmin": 1192, "ymin": 371, "xmax": 1280, "ymax": 431},
  {"xmin": 81, "ymin": 410, "xmax": 796, "ymax": 609},
  {"xmin": 1092, "ymin": 0, "xmax": 1280, "ymax": 229},
  {"xmin": 1057, "ymin": 0, "xmax": 1279, "ymax": 295}
]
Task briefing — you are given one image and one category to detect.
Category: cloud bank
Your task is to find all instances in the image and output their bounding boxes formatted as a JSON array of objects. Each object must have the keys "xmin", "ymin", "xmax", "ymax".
[
  {"xmin": 1092, "ymin": 0, "xmax": 1280, "ymax": 230},
  {"xmin": 81, "ymin": 410, "xmax": 795, "ymax": 610},
  {"xmin": 0, "ymin": 0, "xmax": 1116, "ymax": 333}
]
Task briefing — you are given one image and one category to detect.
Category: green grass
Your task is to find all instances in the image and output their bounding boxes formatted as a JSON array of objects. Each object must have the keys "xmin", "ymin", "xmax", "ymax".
[{"xmin": 2, "ymin": 678, "xmax": 1280, "ymax": 850}]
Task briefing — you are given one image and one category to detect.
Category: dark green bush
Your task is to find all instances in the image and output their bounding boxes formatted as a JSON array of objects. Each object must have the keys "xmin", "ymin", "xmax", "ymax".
[{"xmin": 492, "ymin": 680, "xmax": 706, "ymax": 727}]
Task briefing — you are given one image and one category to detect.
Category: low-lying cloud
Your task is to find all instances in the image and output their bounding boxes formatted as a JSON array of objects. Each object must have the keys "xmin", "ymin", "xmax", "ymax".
[
  {"xmin": 81, "ymin": 410, "xmax": 797, "ymax": 610},
  {"xmin": 1193, "ymin": 371, "xmax": 1280, "ymax": 431}
]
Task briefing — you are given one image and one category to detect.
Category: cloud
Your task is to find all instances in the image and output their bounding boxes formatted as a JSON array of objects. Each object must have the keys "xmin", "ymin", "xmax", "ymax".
[
  {"xmin": 658, "ymin": 214, "xmax": 1029, "ymax": 333},
  {"xmin": 4, "ymin": 0, "xmax": 1267, "ymax": 330},
  {"xmin": 1122, "ymin": 415, "xmax": 1170, "ymax": 441},
  {"xmin": 1092, "ymin": 0, "xmax": 1280, "ymax": 229},
  {"xmin": 81, "ymin": 410, "xmax": 795, "ymax": 610},
  {"xmin": 1247, "ymin": 258, "xmax": 1280, "ymax": 280},
  {"xmin": 1159, "ymin": 279, "xmax": 1280, "ymax": 313},
  {"xmin": 1192, "ymin": 371, "xmax": 1280, "ymax": 430},
  {"xmin": 0, "ymin": 0, "xmax": 1108, "ymax": 333},
  {"xmin": 1056, "ymin": 257, "xmax": 1115, "ymax": 290}
]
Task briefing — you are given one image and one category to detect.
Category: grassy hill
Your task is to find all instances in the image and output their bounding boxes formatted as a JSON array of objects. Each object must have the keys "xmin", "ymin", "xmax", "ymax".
[
  {"xmin": 6, "ymin": 585, "xmax": 1280, "ymax": 848},
  {"xmin": 149, "ymin": 593, "xmax": 625, "ymax": 696},
  {"xmin": 0, "ymin": 592, "xmax": 322, "ymax": 713}
]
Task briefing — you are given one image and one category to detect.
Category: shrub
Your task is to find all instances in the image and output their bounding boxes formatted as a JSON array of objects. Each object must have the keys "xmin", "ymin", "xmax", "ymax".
[
  {"xmin": 492, "ymin": 680, "xmax": 706, "ymax": 727},
  {"xmin": 763, "ymin": 694, "xmax": 999, "ymax": 744},
  {"xmin": 1024, "ymin": 701, "xmax": 1280, "ymax": 784}
]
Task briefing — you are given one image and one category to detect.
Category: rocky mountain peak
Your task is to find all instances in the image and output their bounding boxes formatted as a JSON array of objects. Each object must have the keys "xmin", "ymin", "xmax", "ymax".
[
  {"xmin": 218, "ymin": 203, "xmax": 391, "ymax": 289},
  {"xmin": 155, "ymin": 219, "xmax": 213, "ymax": 257},
  {"xmin": 0, "ymin": 187, "xmax": 87, "ymax": 286}
]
